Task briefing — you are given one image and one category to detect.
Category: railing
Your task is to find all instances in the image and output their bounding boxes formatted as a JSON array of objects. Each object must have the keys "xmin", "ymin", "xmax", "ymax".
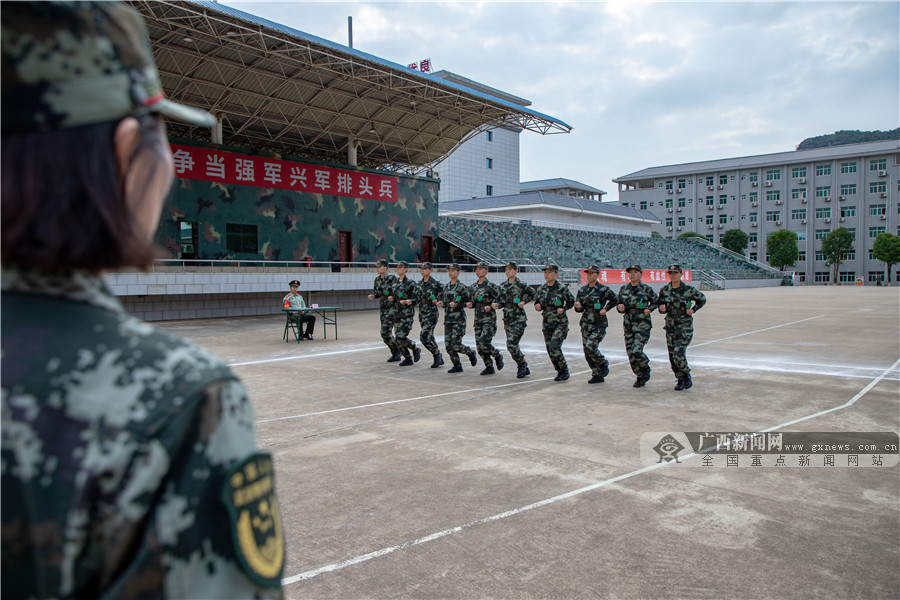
[
  {"xmin": 439, "ymin": 229, "xmax": 504, "ymax": 266},
  {"xmin": 686, "ymin": 237, "xmax": 782, "ymax": 277},
  {"xmin": 439, "ymin": 212, "xmax": 652, "ymax": 238},
  {"xmin": 697, "ymin": 269, "xmax": 726, "ymax": 290}
]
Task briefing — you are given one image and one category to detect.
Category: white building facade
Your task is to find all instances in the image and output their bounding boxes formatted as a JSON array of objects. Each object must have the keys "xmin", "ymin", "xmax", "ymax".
[{"xmin": 614, "ymin": 140, "xmax": 900, "ymax": 284}]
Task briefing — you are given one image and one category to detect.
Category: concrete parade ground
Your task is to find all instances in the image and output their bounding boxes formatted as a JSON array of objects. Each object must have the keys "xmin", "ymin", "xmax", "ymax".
[{"xmin": 158, "ymin": 285, "xmax": 900, "ymax": 600}]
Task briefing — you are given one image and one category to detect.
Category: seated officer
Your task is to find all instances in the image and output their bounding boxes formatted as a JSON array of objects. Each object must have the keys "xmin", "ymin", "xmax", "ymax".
[{"xmin": 283, "ymin": 279, "xmax": 316, "ymax": 340}]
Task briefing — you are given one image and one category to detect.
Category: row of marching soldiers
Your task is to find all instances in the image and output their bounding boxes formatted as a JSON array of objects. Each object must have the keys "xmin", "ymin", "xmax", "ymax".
[{"xmin": 370, "ymin": 259, "xmax": 706, "ymax": 391}]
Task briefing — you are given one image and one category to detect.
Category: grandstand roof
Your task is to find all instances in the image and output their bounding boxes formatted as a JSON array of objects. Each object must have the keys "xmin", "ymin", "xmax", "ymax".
[
  {"xmin": 130, "ymin": 0, "xmax": 571, "ymax": 172},
  {"xmin": 614, "ymin": 139, "xmax": 900, "ymax": 182},
  {"xmin": 520, "ymin": 178, "xmax": 606, "ymax": 196},
  {"xmin": 439, "ymin": 192, "xmax": 659, "ymax": 223}
]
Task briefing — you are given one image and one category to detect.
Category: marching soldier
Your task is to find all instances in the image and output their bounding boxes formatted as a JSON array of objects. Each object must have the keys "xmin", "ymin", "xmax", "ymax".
[
  {"xmin": 467, "ymin": 261, "xmax": 504, "ymax": 375},
  {"xmin": 574, "ymin": 265, "xmax": 618, "ymax": 384},
  {"xmin": 389, "ymin": 261, "xmax": 421, "ymax": 366},
  {"xmin": 417, "ymin": 262, "xmax": 444, "ymax": 368},
  {"xmin": 657, "ymin": 264, "xmax": 706, "ymax": 390},
  {"xmin": 616, "ymin": 264, "xmax": 658, "ymax": 387},
  {"xmin": 492, "ymin": 261, "xmax": 536, "ymax": 379},
  {"xmin": 436, "ymin": 263, "xmax": 478, "ymax": 373},
  {"xmin": 534, "ymin": 264, "xmax": 575, "ymax": 381},
  {"xmin": 368, "ymin": 258, "xmax": 400, "ymax": 361}
]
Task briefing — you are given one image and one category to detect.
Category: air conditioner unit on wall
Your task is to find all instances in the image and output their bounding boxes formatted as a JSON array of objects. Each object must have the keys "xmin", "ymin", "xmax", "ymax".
[
  {"xmin": 751, "ymin": 242, "xmax": 757, "ymax": 247},
  {"xmin": 801, "ymin": 219, "xmax": 807, "ymax": 224},
  {"xmin": 765, "ymin": 181, "xmax": 773, "ymax": 187},
  {"xmin": 751, "ymin": 181, "xmax": 758, "ymax": 187},
  {"xmin": 799, "ymin": 177, "xmax": 807, "ymax": 184},
  {"xmin": 878, "ymin": 170, "xmax": 887, "ymax": 177},
  {"xmin": 824, "ymin": 218, "xmax": 831, "ymax": 223}
]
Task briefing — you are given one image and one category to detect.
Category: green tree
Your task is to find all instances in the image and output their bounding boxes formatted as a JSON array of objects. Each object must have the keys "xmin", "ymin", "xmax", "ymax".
[
  {"xmin": 766, "ymin": 229, "xmax": 799, "ymax": 271},
  {"xmin": 721, "ymin": 228, "xmax": 749, "ymax": 254},
  {"xmin": 651, "ymin": 231, "xmax": 662, "ymax": 239},
  {"xmin": 820, "ymin": 227, "xmax": 855, "ymax": 284},
  {"xmin": 872, "ymin": 232, "xmax": 900, "ymax": 285},
  {"xmin": 678, "ymin": 231, "xmax": 706, "ymax": 241}
]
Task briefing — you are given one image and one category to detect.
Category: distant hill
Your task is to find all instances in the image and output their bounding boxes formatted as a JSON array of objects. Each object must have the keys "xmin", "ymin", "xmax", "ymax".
[{"xmin": 797, "ymin": 129, "xmax": 900, "ymax": 150}]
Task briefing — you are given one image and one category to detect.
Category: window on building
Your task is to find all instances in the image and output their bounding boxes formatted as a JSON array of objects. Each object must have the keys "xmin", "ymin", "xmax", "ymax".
[
  {"xmin": 706, "ymin": 196, "xmax": 714, "ymax": 206},
  {"xmin": 842, "ymin": 252, "xmax": 856, "ymax": 261},
  {"xmin": 750, "ymin": 212, "xmax": 758, "ymax": 223},
  {"xmin": 846, "ymin": 228, "xmax": 856, "ymax": 240},
  {"xmin": 719, "ymin": 215, "xmax": 728, "ymax": 224},
  {"xmin": 869, "ymin": 204, "xmax": 887, "ymax": 216},
  {"xmin": 666, "ymin": 218, "xmax": 673, "ymax": 227},
  {"xmin": 749, "ymin": 252, "xmax": 757, "ymax": 261},
  {"xmin": 766, "ymin": 211, "xmax": 781, "ymax": 222},
  {"xmin": 815, "ymin": 207, "xmax": 831, "ymax": 219},
  {"xmin": 840, "ymin": 162, "xmax": 857, "ymax": 174},
  {"xmin": 815, "ymin": 229, "xmax": 830, "ymax": 240},
  {"xmin": 705, "ymin": 215, "xmax": 714, "ymax": 225},
  {"xmin": 870, "ymin": 181, "xmax": 887, "ymax": 194},
  {"xmin": 840, "ymin": 206, "xmax": 856, "ymax": 218},
  {"xmin": 815, "ymin": 251, "xmax": 825, "ymax": 261},
  {"xmin": 766, "ymin": 190, "xmax": 780, "ymax": 202},
  {"xmin": 678, "ymin": 216, "xmax": 686, "ymax": 226},
  {"xmin": 796, "ymin": 230, "xmax": 807, "ymax": 241},
  {"xmin": 798, "ymin": 273, "xmax": 807, "ymax": 282},
  {"xmin": 798, "ymin": 251, "xmax": 806, "ymax": 261},
  {"xmin": 869, "ymin": 226, "xmax": 886, "ymax": 238},
  {"xmin": 719, "ymin": 174, "xmax": 728, "ymax": 185},
  {"xmin": 677, "ymin": 178, "xmax": 687, "ymax": 189},
  {"xmin": 225, "ymin": 223, "xmax": 258, "ymax": 254},
  {"xmin": 749, "ymin": 233, "xmax": 757, "ymax": 243},
  {"xmin": 815, "ymin": 272, "xmax": 830, "ymax": 283},
  {"xmin": 870, "ymin": 158, "xmax": 887, "ymax": 171},
  {"xmin": 639, "ymin": 201, "xmax": 647, "ymax": 210},
  {"xmin": 706, "ymin": 235, "xmax": 714, "ymax": 242},
  {"xmin": 706, "ymin": 176, "xmax": 715, "ymax": 186},
  {"xmin": 792, "ymin": 167, "xmax": 807, "ymax": 178},
  {"xmin": 792, "ymin": 188, "xmax": 807, "ymax": 200},
  {"xmin": 748, "ymin": 172, "xmax": 758, "ymax": 183},
  {"xmin": 815, "ymin": 186, "xmax": 831, "ymax": 198},
  {"xmin": 486, "ymin": 157, "xmax": 493, "ymax": 169},
  {"xmin": 868, "ymin": 271, "xmax": 885, "ymax": 283},
  {"xmin": 792, "ymin": 209, "xmax": 807, "ymax": 220},
  {"xmin": 486, "ymin": 130, "xmax": 493, "ymax": 142},
  {"xmin": 816, "ymin": 164, "xmax": 831, "ymax": 176},
  {"xmin": 719, "ymin": 195, "xmax": 727, "ymax": 205},
  {"xmin": 839, "ymin": 272, "xmax": 856, "ymax": 283},
  {"xmin": 749, "ymin": 192, "xmax": 758, "ymax": 204},
  {"xmin": 840, "ymin": 184, "xmax": 857, "ymax": 196},
  {"xmin": 665, "ymin": 180, "xmax": 673, "ymax": 190},
  {"xmin": 486, "ymin": 185, "xmax": 493, "ymax": 196},
  {"xmin": 678, "ymin": 197, "xmax": 686, "ymax": 208},
  {"xmin": 765, "ymin": 169, "xmax": 781, "ymax": 181}
]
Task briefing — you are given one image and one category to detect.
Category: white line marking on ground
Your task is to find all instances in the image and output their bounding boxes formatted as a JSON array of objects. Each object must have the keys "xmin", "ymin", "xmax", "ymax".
[
  {"xmin": 692, "ymin": 314, "xmax": 824, "ymax": 348},
  {"xmin": 281, "ymin": 356, "xmax": 899, "ymax": 587}
]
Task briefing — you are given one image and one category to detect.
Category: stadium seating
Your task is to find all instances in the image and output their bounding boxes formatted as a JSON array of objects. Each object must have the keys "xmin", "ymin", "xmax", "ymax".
[{"xmin": 438, "ymin": 216, "xmax": 775, "ymax": 280}]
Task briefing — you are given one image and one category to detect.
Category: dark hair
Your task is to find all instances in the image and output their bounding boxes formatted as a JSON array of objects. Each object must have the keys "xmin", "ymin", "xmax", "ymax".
[{"xmin": 1, "ymin": 114, "xmax": 167, "ymax": 273}]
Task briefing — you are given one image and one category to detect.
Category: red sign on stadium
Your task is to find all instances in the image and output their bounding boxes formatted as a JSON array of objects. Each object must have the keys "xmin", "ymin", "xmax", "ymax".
[
  {"xmin": 169, "ymin": 144, "xmax": 398, "ymax": 202},
  {"xmin": 580, "ymin": 269, "xmax": 692, "ymax": 285}
]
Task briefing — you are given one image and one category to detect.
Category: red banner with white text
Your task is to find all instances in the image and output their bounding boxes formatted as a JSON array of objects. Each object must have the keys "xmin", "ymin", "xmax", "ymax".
[
  {"xmin": 580, "ymin": 269, "xmax": 692, "ymax": 285},
  {"xmin": 169, "ymin": 144, "xmax": 398, "ymax": 202}
]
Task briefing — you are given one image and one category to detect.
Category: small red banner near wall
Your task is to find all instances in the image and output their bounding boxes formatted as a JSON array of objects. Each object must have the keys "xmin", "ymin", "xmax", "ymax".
[
  {"xmin": 580, "ymin": 269, "xmax": 692, "ymax": 285},
  {"xmin": 169, "ymin": 144, "xmax": 398, "ymax": 202}
]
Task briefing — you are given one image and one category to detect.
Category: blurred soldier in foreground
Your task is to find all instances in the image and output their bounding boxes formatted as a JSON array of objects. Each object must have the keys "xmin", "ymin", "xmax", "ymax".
[
  {"xmin": 492, "ymin": 261, "xmax": 536, "ymax": 378},
  {"xmin": 417, "ymin": 262, "xmax": 445, "ymax": 368},
  {"xmin": 436, "ymin": 263, "xmax": 478, "ymax": 373},
  {"xmin": 0, "ymin": 2, "xmax": 284, "ymax": 597},
  {"xmin": 657, "ymin": 264, "xmax": 706, "ymax": 390},
  {"xmin": 574, "ymin": 265, "xmax": 618, "ymax": 384},
  {"xmin": 534, "ymin": 264, "xmax": 575, "ymax": 381},
  {"xmin": 368, "ymin": 258, "xmax": 400, "ymax": 361},
  {"xmin": 617, "ymin": 264, "xmax": 659, "ymax": 388},
  {"xmin": 467, "ymin": 261, "xmax": 504, "ymax": 375},
  {"xmin": 389, "ymin": 261, "xmax": 422, "ymax": 366}
]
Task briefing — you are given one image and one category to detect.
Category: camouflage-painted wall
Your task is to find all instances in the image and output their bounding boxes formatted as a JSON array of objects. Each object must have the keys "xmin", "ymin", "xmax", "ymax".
[{"xmin": 156, "ymin": 142, "xmax": 439, "ymax": 264}]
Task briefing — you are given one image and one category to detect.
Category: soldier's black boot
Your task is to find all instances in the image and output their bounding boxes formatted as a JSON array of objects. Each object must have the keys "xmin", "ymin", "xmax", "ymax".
[
  {"xmin": 430, "ymin": 353, "xmax": 444, "ymax": 368},
  {"xmin": 413, "ymin": 347, "xmax": 421, "ymax": 363},
  {"xmin": 387, "ymin": 351, "xmax": 402, "ymax": 362},
  {"xmin": 642, "ymin": 368, "xmax": 651, "ymax": 384},
  {"xmin": 588, "ymin": 374, "xmax": 604, "ymax": 384},
  {"xmin": 600, "ymin": 362, "xmax": 610, "ymax": 379},
  {"xmin": 633, "ymin": 371, "xmax": 646, "ymax": 388},
  {"xmin": 480, "ymin": 366, "xmax": 495, "ymax": 376},
  {"xmin": 448, "ymin": 363, "xmax": 463, "ymax": 373},
  {"xmin": 674, "ymin": 379, "xmax": 685, "ymax": 391},
  {"xmin": 554, "ymin": 367, "xmax": 570, "ymax": 382},
  {"xmin": 467, "ymin": 349, "xmax": 478, "ymax": 366},
  {"xmin": 495, "ymin": 353, "xmax": 504, "ymax": 371},
  {"xmin": 516, "ymin": 362, "xmax": 530, "ymax": 379},
  {"xmin": 682, "ymin": 375, "xmax": 693, "ymax": 390},
  {"xmin": 398, "ymin": 353, "xmax": 414, "ymax": 367}
]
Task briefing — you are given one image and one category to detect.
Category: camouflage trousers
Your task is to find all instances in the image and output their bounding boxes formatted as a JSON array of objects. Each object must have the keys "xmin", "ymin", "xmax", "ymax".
[
  {"xmin": 542, "ymin": 321, "xmax": 569, "ymax": 372},
  {"xmin": 418, "ymin": 309, "xmax": 440, "ymax": 357},
  {"xmin": 623, "ymin": 316, "xmax": 652, "ymax": 376},
  {"xmin": 580, "ymin": 322, "xmax": 609, "ymax": 377},
  {"xmin": 664, "ymin": 318, "xmax": 694, "ymax": 380},
  {"xmin": 380, "ymin": 307, "xmax": 397, "ymax": 354},
  {"xmin": 393, "ymin": 308, "xmax": 417, "ymax": 357},
  {"xmin": 444, "ymin": 320, "xmax": 474, "ymax": 367},
  {"xmin": 503, "ymin": 314, "xmax": 528, "ymax": 366},
  {"xmin": 474, "ymin": 317, "xmax": 501, "ymax": 368}
]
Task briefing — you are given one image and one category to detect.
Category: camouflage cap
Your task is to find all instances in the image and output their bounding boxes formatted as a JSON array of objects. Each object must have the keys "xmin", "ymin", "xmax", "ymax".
[
  {"xmin": 397, "ymin": 260, "xmax": 409, "ymax": 268},
  {"xmin": 376, "ymin": 259, "xmax": 389, "ymax": 267},
  {"xmin": 505, "ymin": 261, "xmax": 518, "ymax": 270},
  {"xmin": 475, "ymin": 261, "xmax": 489, "ymax": 269},
  {"xmin": 420, "ymin": 262, "xmax": 433, "ymax": 269},
  {"xmin": 542, "ymin": 264, "xmax": 559, "ymax": 272},
  {"xmin": 625, "ymin": 264, "xmax": 643, "ymax": 273},
  {"xmin": 447, "ymin": 263, "xmax": 461, "ymax": 271},
  {"xmin": 667, "ymin": 264, "xmax": 683, "ymax": 273},
  {"xmin": 585, "ymin": 264, "xmax": 600, "ymax": 273},
  {"xmin": 1, "ymin": 1, "xmax": 216, "ymax": 134},
  {"xmin": 288, "ymin": 279, "xmax": 300, "ymax": 287}
]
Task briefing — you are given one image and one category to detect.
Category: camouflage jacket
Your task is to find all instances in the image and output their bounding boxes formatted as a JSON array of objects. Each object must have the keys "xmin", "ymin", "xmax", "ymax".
[
  {"xmin": 440, "ymin": 281, "xmax": 471, "ymax": 324},
  {"xmin": 391, "ymin": 275, "xmax": 421, "ymax": 315},
  {"xmin": 373, "ymin": 273, "xmax": 397, "ymax": 310},
  {"xmin": 1, "ymin": 269, "xmax": 284, "ymax": 599},
  {"xmin": 417, "ymin": 277, "xmax": 443, "ymax": 314},
  {"xmin": 575, "ymin": 283, "xmax": 618, "ymax": 327},
  {"xmin": 657, "ymin": 282, "xmax": 706, "ymax": 320},
  {"xmin": 497, "ymin": 278, "xmax": 536, "ymax": 320},
  {"xmin": 468, "ymin": 279, "xmax": 500, "ymax": 321},
  {"xmin": 617, "ymin": 282, "xmax": 659, "ymax": 320},
  {"xmin": 534, "ymin": 281, "xmax": 575, "ymax": 326}
]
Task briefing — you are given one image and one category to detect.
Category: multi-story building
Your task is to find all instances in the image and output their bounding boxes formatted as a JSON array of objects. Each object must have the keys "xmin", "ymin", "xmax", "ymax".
[{"xmin": 614, "ymin": 140, "xmax": 900, "ymax": 284}]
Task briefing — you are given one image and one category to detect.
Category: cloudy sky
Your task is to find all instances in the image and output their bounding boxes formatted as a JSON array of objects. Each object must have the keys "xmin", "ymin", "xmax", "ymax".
[{"xmin": 227, "ymin": 1, "xmax": 899, "ymax": 201}]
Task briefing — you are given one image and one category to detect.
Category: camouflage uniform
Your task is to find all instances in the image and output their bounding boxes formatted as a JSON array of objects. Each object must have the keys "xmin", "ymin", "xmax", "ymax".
[
  {"xmin": 391, "ymin": 275, "xmax": 421, "ymax": 360},
  {"xmin": 440, "ymin": 281, "xmax": 475, "ymax": 369},
  {"xmin": 574, "ymin": 282, "xmax": 619, "ymax": 379},
  {"xmin": 534, "ymin": 281, "xmax": 575, "ymax": 374},
  {"xmin": 1, "ymin": 270, "xmax": 284, "ymax": 599},
  {"xmin": 417, "ymin": 276, "xmax": 444, "ymax": 360},
  {"xmin": 497, "ymin": 278, "xmax": 536, "ymax": 368},
  {"xmin": 469, "ymin": 278, "xmax": 503, "ymax": 369},
  {"xmin": 657, "ymin": 282, "xmax": 706, "ymax": 383},
  {"xmin": 374, "ymin": 272, "xmax": 398, "ymax": 356},
  {"xmin": 617, "ymin": 282, "xmax": 659, "ymax": 378}
]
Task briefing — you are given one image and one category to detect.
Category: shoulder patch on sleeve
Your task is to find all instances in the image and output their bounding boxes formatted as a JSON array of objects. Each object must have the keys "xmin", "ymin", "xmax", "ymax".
[{"xmin": 221, "ymin": 453, "xmax": 285, "ymax": 588}]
